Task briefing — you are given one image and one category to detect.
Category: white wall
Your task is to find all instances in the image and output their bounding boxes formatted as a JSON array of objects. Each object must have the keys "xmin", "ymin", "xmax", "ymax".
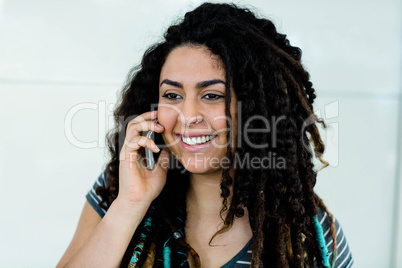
[{"xmin": 0, "ymin": 0, "xmax": 400, "ymax": 267}]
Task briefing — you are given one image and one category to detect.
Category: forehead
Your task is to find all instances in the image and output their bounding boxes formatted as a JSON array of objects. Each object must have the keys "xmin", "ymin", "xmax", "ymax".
[{"xmin": 160, "ymin": 45, "xmax": 225, "ymax": 82}]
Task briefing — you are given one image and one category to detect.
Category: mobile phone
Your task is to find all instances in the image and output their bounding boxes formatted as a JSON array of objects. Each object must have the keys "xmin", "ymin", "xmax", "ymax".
[
  {"xmin": 145, "ymin": 118, "xmax": 159, "ymax": 170},
  {"xmin": 145, "ymin": 129, "xmax": 155, "ymax": 170}
]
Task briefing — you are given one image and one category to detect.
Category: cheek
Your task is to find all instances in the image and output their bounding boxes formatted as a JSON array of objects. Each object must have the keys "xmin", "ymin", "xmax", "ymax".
[
  {"xmin": 158, "ymin": 107, "xmax": 171, "ymax": 122},
  {"xmin": 157, "ymin": 107, "xmax": 175, "ymax": 128}
]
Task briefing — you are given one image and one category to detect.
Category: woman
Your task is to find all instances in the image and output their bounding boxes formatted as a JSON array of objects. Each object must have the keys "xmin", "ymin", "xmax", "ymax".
[{"xmin": 58, "ymin": 3, "xmax": 353, "ymax": 267}]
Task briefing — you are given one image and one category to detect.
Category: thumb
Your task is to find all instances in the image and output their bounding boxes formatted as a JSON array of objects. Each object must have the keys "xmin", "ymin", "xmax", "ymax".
[{"xmin": 156, "ymin": 147, "xmax": 171, "ymax": 172}]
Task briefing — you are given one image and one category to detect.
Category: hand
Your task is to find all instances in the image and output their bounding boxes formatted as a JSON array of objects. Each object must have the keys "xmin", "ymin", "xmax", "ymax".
[{"xmin": 117, "ymin": 110, "xmax": 171, "ymax": 207}]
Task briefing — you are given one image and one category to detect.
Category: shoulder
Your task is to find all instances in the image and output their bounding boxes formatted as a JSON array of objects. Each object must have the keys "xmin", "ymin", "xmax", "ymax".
[
  {"xmin": 317, "ymin": 207, "xmax": 354, "ymax": 268},
  {"xmin": 85, "ymin": 171, "xmax": 109, "ymax": 218},
  {"xmin": 222, "ymin": 208, "xmax": 353, "ymax": 268}
]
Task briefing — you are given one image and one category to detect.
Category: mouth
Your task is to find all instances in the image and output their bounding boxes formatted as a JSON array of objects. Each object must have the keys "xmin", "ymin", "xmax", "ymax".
[{"xmin": 175, "ymin": 133, "xmax": 218, "ymax": 152}]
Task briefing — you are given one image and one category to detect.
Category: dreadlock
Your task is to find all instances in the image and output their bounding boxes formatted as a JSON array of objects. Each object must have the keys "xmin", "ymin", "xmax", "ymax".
[{"xmin": 95, "ymin": 3, "xmax": 337, "ymax": 267}]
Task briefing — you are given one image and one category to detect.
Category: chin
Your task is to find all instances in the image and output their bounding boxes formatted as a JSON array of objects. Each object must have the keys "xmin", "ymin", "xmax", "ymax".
[
  {"xmin": 185, "ymin": 166, "xmax": 222, "ymax": 175},
  {"xmin": 179, "ymin": 157, "xmax": 223, "ymax": 173}
]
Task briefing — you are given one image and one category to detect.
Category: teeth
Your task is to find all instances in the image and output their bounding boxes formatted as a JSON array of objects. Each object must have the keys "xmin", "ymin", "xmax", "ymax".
[{"xmin": 182, "ymin": 135, "xmax": 216, "ymax": 145}]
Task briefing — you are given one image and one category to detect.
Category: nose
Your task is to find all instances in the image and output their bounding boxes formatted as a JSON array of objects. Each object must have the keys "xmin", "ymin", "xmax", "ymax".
[{"xmin": 177, "ymin": 99, "xmax": 204, "ymax": 127}]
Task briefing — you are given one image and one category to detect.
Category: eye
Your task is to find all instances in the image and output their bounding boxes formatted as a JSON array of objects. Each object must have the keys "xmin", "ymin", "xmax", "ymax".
[
  {"xmin": 203, "ymin": 94, "xmax": 224, "ymax": 100},
  {"xmin": 162, "ymin": 93, "xmax": 182, "ymax": 100}
]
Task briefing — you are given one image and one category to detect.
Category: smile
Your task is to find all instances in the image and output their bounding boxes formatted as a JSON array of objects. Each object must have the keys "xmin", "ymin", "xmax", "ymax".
[
  {"xmin": 176, "ymin": 134, "xmax": 218, "ymax": 152},
  {"xmin": 181, "ymin": 134, "xmax": 217, "ymax": 145}
]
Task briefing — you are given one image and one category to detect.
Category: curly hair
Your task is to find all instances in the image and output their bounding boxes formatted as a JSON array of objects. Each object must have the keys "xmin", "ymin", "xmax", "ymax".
[{"xmin": 95, "ymin": 3, "xmax": 337, "ymax": 267}]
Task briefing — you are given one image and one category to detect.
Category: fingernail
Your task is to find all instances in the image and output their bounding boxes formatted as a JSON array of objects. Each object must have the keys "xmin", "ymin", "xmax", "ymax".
[
  {"xmin": 154, "ymin": 144, "xmax": 160, "ymax": 152},
  {"xmin": 157, "ymin": 123, "xmax": 164, "ymax": 129}
]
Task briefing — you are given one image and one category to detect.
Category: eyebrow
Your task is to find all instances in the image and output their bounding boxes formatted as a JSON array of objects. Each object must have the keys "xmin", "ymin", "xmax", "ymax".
[{"xmin": 160, "ymin": 79, "xmax": 225, "ymax": 89}]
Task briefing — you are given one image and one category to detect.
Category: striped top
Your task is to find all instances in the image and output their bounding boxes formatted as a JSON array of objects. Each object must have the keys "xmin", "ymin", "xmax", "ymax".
[{"xmin": 86, "ymin": 171, "xmax": 354, "ymax": 268}]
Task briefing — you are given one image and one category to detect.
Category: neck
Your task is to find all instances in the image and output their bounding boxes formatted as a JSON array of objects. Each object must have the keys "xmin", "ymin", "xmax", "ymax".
[{"xmin": 186, "ymin": 168, "xmax": 235, "ymax": 218}]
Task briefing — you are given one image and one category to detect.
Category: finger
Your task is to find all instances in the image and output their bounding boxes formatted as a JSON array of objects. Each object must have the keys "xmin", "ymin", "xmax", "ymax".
[
  {"xmin": 124, "ymin": 135, "xmax": 160, "ymax": 153},
  {"xmin": 126, "ymin": 120, "xmax": 164, "ymax": 140},
  {"xmin": 128, "ymin": 111, "xmax": 158, "ymax": 126},
  {"xmin": 120, "ymin": 137, "xmax": 160, "ymax": 163}
]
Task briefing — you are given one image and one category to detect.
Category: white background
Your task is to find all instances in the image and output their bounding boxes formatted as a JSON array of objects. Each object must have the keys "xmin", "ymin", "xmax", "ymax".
[{"xmin": 0, "ymin": 0, "xmax": 401, "ymax": 267}]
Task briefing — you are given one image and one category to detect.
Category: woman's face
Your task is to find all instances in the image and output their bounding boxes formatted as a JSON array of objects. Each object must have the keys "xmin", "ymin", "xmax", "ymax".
[{"xmin": 158, "ymin": 45, "xmax": 237, "ymax": 174}]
